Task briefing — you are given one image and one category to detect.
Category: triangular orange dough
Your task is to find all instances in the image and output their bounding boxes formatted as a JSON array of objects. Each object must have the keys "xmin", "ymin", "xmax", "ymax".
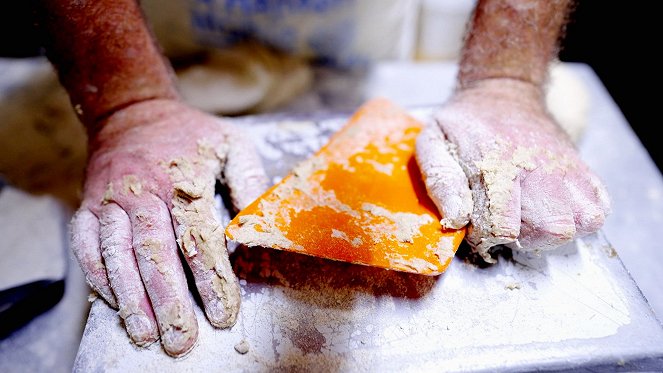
[{"xmin": 226, "ymin": 98, "xmax": 465, "ymax": 275}]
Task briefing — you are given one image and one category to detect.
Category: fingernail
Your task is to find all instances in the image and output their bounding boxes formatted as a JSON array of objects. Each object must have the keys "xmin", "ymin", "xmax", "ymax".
[
  {"xmin": 125, "ymin": 314, "xmax": 158, "ymax": 346},
  {"xmin": 161, "ymin": 322, "xmax": 198, "ymax": 357},
  {"xmin": 205, "ymin": 296, "xmax": 239, "ymax": 328}
]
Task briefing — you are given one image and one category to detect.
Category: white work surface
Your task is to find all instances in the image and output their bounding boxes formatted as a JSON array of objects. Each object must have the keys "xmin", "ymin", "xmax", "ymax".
[{"xmin": 1, "ymin": 61, "xmax": 663, "ymax": 372}]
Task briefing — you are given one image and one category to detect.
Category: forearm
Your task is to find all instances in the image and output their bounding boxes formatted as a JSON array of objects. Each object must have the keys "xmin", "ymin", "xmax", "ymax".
[
  {"xmin": 458, "ymin": 0, "xmax": 573, "ymax": 88},
  {"xmin": 35, "ymin": 0, "xmax": 178, "ymax": 130}
]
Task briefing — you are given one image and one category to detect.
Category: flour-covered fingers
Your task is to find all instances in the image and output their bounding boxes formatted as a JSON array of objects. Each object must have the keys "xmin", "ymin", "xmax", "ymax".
[
  {"xmin": 466, "ymin": 171, "xmax": 522, "ymax": 261},
  {"xmin": 171, "ymin": 174, "xmax": 240, "ymax": 328},
  {"xmin": 99, "ymin": 203, "xmax": 158, "ymax": 346},
  {"xmin": 415, "ymin": 123, "xmax": 472, "ymax": 229},
  {"xmin": 514, "ymin": 169, "xmax": 576, "ymax": 251},
  {"xmin": 69, "ymin": 207, "xmax": 117, "ymax": 308},
  {"xmin": 222, "ymin": 128, "xmax": 268, "ymax": 211},
  {"xmin": 565, "ymin": 173, "xmax": 610, "ymax": 236},
  {"xmin": 126, "ymin": 193, "xmax": 198, "ymax": 357},
  {"xmin": 590, "ymin": 174, "xmax": 612, "ymax": 216}
]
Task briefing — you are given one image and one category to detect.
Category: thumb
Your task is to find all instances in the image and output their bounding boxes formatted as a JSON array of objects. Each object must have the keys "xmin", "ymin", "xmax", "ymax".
[{"xmin": 415, "ymin": 122, "xmax": 472, "ymax": 229}]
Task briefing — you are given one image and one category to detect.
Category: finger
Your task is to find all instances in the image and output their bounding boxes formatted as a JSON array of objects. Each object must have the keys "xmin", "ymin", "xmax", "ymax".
[
  {"xmin": 69, "ymin": 207, "xmax": 117, "ymax": 308},
  {"xmin": 125, "ymin": 193, "xmax": 198, "ymax": 357},
  {"xmin": 515, "ymin": 168, "xmax": 576, "ymax": 251},
  {"xmin": 99, "ymin": 203, "xmax": 159, "ymax": 346},
  {"xmin": 591, "ymin": 174, "xmax": 612, "ymax": 216},
  {"xmin": 466, "ymin": 165, "xmax": 522, "ymax": 261},
  {"xmin": 415, "ymin": 123, "xmax": 472, "ymax": 229},
  {"xmin": 170, "ymin": 173, "xmax": 241, "ymax": 328},
  {"xmin": 222, "ymin": 128, "xmax": 268, "ymax": 211},
  {"xmin": 565, "ymin": 173, "xmax": 610, "ymax": 236}
]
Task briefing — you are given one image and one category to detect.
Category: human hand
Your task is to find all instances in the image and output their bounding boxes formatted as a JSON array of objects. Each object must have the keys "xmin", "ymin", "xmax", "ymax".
[
  {"xmin": 416, "ymin": 79, "xmax": 611, "ymax": 261},
  {"xmin": 69, "ymin": 99, "xmax": 267, "ymax": 356}
]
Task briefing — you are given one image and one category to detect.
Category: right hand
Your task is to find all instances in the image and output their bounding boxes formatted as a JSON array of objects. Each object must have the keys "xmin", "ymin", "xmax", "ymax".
[
  {"xmin": 70, "ymin": 99, "xmax": 267, "ymax": 356},
  {"xmin": 416, "ymin": 79, "xmax": 610, "ymax": 261}
]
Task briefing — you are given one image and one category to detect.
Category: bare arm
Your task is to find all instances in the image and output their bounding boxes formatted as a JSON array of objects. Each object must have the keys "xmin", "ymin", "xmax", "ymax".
[
  {"xmin": 35, "ymin": 0, "xmax": 178, "ymax": 130},
  {"xmin": 459, "ymin": 0, "xmax": 572, "ymax": 88}
]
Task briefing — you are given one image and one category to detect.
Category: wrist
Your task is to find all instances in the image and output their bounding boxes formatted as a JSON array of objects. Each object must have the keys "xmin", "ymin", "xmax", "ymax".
[
  {"xmin": 458, "ymin": 77, "xmax": 543, "ymax": 97},
  {"xmin": 452, "ymin": 78, "xmax": 547, "ymax": 115},
  {"xmin": 87, "ymin": 98, "xmax": 183, "ymax": 150},
  {"xmin": 82, "ymin": 84, "xmax": 179, "ymax": 138}
]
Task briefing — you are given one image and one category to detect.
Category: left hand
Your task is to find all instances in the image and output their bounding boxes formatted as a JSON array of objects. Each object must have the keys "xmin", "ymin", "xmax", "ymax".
[
  {"xmin": 70, "ymin": 99, "xmax": 267, "ymax": 356},
  {"xmin": 415, "ymin": 79, "xmax": 611, "ymax": 261}
]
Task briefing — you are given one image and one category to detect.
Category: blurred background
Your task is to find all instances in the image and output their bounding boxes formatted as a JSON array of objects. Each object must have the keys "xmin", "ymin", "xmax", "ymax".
[{"xmin": 559, "ymin": 1, "xmax": 660, "ymax": 172}]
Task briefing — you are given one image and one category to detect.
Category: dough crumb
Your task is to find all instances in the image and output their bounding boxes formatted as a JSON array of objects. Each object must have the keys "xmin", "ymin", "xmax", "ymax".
[
  {"xmin": 122, "ymin": 175, "xmax": 143, "ymax": 196},
  {"xmin": 234, "ymin": 339, "xmax": 249, "ymax": 354},
  {"xmin": 602, "ymin": 245, "xmax": 618, "ymax": 258}
]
